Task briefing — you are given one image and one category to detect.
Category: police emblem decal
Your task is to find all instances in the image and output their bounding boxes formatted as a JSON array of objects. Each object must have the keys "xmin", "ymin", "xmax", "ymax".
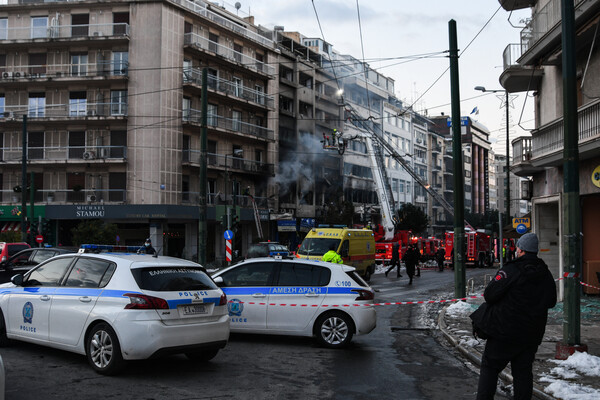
[
  {"xmin": 22, "ymin": 301, "xmax": 34, "ymax": 324},
  {"xmin": 227, "ymin": 298, "xmax": 244, "ymax": 316}
]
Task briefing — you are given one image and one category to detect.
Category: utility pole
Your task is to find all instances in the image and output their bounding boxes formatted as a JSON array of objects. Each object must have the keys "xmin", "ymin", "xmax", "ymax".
[
  {"xmin": 505, "ymin": 90, "xmax": 511, "ymax": 227},
  {"xmin": 449, "ymin": 20, "xmax": 466, "ymax": 298},
  {"xmin": 20, "ymin": 115, "xmax": 27, "ymax": 242},
  {"xmin": 557, "ymin": 0, "xmax": 586, "ymax": 358},
  {"xmin": 198, "ymin": 68, "xmax": 208, "ymax": 265}
]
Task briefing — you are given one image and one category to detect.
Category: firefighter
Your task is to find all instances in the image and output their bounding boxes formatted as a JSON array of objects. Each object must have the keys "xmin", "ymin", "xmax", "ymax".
[
  {"xmin": 322, "ymin": 243, "xmax": 342, "ymax": 264},
  {"xmin": 402, "ymin": 244, "xmax": 420, "ymax": 285},
  {"xmin": 436, "ymin": 246, "xmax": 445, "ymax": 272},
  {"xmin": 384, "ymin": 242, "xmax": 403, "ymax": 278}
]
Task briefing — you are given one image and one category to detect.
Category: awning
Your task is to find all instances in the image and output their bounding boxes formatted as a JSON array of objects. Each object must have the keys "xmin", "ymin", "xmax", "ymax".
[{"xmin": 0, "ymin": 221, "xmax": 29, "ymax": 233}]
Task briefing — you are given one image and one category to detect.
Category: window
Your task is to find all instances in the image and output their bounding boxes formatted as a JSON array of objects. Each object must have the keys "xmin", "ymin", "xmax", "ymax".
[
  {"xmin": 28, "ymin": 132, "xmax": 44, "ymax": 160},
  {"xmin": 110, "ymin": 130, "xmax": 126, "ymax": 158},
  {"xmin": 233, "ymin": 43, "xmax": 243, "ymax": 63},
  {"xmin": 0, "ymin": 18, "xmax": 7, "ymax": 40},
  {"xmin": 109, "ymin": 172, "xmax": 126, "ymax": 201},
  {"xmin": 67, "ymin": 172, "xmax": 85, "ymax": 202},
  {"xmin": 207, "ymin": 103, "xmax": 218, "ymax": 126},
  {"xmin": 25, "ymin": 258, "xmax": 73, "ymax": 287},
  {"xmin": 255, "ymin": 85, "xmax": 264, "ymax": 105},
  {"xmin": 68, "ymin": 131, "xmax": 85, "ymax": 159},
  {"xmin": 28, "ymin": 93, "xmax": 45, "ymax": 117},
  {"xmin": 276, "ymin": 263, "xmax": 331, "ymax": 287},
  {"xmin": 110, "ymin": 90, "xmax": 127, "ymax": 115},
  {"xmin": 208, "ymin": 32, "xmax": 218, "ymax": 53},
  {"xmin": 182, "ymin": 97, "xmax": 191, "ymax": 121},
  {"xmin": 233, "ymin": 77, "xmax": 242, "ymax": 97},
  {"xmin": 69, "ymin": 91, "xmax": 87, "ymax": 116},
  {"xmin": 232, "ymin": 110, "xmax": 241, "ymax": 131},
  {"xmin": 132, "ymin": 266, "xmax": 217, "ymax": 291},
  {"xmin": 71, "ymin": 53, "xmax": 88, "ymax": 76},
  {"xmin": 113, "ymin": 51, "xmax": 128, "ymax": 75},
  {"xmin": 65, "ymin": 258, "xmax": 115, "ymax": 288},
  {"xmin": 113, "ymin": 12, "xmax": 129, "ymax": 36},
  {"xmin": 219, "ymin": 262, "xmax": 275, "ymax": 287},
  {"xmin": 31, "ymin": 17, "xmax": 48, "ymax": 39},
  {"xmin": 71, "ymin": 14, "xmax": 89, "ymax": 37},
  {"xmin": 0, "ymin": 95, "xmax": 4, "ymax": 115}
]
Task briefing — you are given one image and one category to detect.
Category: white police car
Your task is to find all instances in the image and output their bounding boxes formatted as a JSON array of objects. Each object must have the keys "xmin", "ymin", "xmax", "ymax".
[
  {"xmin": 212, "ymin": 257, "xmax": 376, "ymax": 348},
  {"xmin": 0, "ymin": 245, "xmax": 229, "ymax": 375}
]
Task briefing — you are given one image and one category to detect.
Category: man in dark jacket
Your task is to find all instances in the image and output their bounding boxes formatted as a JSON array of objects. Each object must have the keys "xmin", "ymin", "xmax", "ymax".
[
  {"xmin": 385, "ymin": 242, "xmax": 402, "ymax": 278},
  {"xmin": 402, "ymin": 244, "xmax": 420, "ymax": 285},
  {"xmin": 435, "ymin": 247, "xmax": 445, "ymax": 272},
  {"xmin": 475, "ymin": 232, "xmax": 556, "ymax": 400}
]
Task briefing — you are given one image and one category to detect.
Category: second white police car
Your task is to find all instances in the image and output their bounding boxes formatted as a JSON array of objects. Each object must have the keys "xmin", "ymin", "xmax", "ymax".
[
  {"xmin": 0, "ymin": 245, "xmax": 229, "ymax": 375},
  {"xmin": 212, "ymin": 257, "xmax": 377, "ymax": 348}
]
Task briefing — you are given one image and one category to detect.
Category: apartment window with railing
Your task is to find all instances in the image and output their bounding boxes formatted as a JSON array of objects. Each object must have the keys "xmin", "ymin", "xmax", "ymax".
[
  {"xmin": 207, "ymin": 103, "xmax": 218, "ymax": 126},
  {"xmin": 208, "ymin": 33, "xmax": 218, "ymax": 53},
  {"xmin": 110, "ymin": 90, "xmax": 127, "ymax": 115},
  {"xmin": 0, "ymin": 95, "xmax": 4, "ymax": 115},
  {"xmin": 255, "ymin": 85, "xmax": 264, "ymax": 105},
  {"xmin": 28, "ymin": 132, "xmax": 44, "ymax": 160},
  {"xmin": 68, "ymin": 131, "xmax": 85, "ymax": 159},
  {"xmin": 69, "ymin": 92, "xmax": 87, "ymax": 116},
  {"xmin": 28, "ymin": 93, "xmax": 45, "ymax": 117},
  {"xmin": 113, "ymin": 12, "xmax": 129, "ymax": 36},
  {"xmin": 31, "ymin": 17, "xmax": 48, "ymax": 39},
  {"xmin": 183, "ymin": 59, "xmax": 192, "ymax": 82},
  {"xmin": 0, "ymin": 18, "xmax": 7, "ymax": 40},
  {"xmin": 29, "ymin": 53, "xmax": 47, "ymax": 76},
  {"xmin": 110, "ymin": 130, "xmax": 126, "ymax": 158},
  {"xmin": 71, "ymin": 14, "xmax": 89, "ymax": 37},
  {"xmin": 232, "ymin": 110, "xmax": 241, "ymax": 132},
  {"xmin": 183, "ymin": 97, "xmax": 191, "ymax": 121},
  {"xmin": 233, "ymin": 43, "xmax": 243, "ymax": 63},
  {"xmin": 71, "ymin": 53, "xmax": 88, "ymax": 77},
  {"xmin": 113, "ymin": 52, "xmax": 128, "ymax": 75},
  {"xmin": 182, "ymin": 175, "xmax": 190, "ymax": 201},
  {"xmin": 109, "ymin": 172, "xmax": 126, "ymax": 202},
  {"xmin": 233, "ymin": 77, "xmax": 242, "ymax": 97}
]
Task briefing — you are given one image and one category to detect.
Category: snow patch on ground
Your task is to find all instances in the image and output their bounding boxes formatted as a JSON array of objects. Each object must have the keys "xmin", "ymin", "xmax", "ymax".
[
  {"xmin": 540, "ymin": 352, "xmax": 600, "ymax": 399},
  {"xmin": 445, "ymin": 301, "xmax": 475, "ymax": 317}
]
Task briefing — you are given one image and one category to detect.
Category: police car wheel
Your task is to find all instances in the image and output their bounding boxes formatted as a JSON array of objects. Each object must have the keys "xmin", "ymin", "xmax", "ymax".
[
  {"xmin": 0, "ymin": 310, "xmax": 9, "ymax": 347},
  {"xmin": 185, "ymin": 348, "xmax": 219, "ymax": 361},
  {"xmin": 363, "ymin": 269, "xmax": 371, "ymax": 282},
  {"xmin": 315, "ymin": 311, "xmax": 354, "ymax": 349},
  {"xmin": 86, "ymin": 323, "xmax": 125, "ymax": 375}
]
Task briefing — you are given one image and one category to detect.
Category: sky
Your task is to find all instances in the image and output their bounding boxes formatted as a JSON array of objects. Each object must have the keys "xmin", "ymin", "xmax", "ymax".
[{"xmin": 217, "ymin": 0, "xmax": 535, "ymax": 156}]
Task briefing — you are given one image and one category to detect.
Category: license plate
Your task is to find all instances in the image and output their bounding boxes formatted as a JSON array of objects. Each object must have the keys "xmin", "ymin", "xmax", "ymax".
[{"xmin": 180, "ymin": 304, "xmax": 207, "ymax": 315}]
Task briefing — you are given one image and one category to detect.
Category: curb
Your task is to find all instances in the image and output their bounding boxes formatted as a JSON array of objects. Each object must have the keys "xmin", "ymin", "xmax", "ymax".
[{"xmin": 437, "ymin": 305, "xmax": 556, "ymax": 400}]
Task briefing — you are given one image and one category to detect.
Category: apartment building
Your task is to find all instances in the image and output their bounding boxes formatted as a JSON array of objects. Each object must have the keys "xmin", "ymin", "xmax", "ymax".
[
  {"xmin": 499, "ymin": 0, "xmax": 600, "ymax": 290},
  {"xmin": 0, "ymin": 0, "xmax": 278, "ymax": 263}
]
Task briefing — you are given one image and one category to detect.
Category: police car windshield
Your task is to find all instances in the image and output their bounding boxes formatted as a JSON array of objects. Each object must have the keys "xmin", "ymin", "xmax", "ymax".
[
  {"xmin": 297, "ymin": 238, "xmax": 340, "ymax": 256},
  {"xmin": 131, "ymin": 267, "xmax": 217, "ymax": 291}
]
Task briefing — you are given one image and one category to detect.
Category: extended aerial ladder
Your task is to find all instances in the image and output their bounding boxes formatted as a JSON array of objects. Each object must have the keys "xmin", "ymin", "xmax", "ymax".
[{"xmin": 341, "ymin": 103, "xmax": 475, "ymax": 232}]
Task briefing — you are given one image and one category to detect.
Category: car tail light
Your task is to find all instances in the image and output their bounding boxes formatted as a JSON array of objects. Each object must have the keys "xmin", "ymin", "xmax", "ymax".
[
  {"xmin": 123, "ymin": 293, "xmax": 169, "ymax": 309},
  {"xmin": 219, "ymin": 293, "xmax": 227, "ymax": 306},
  {"xmin": 352, "ymin": 289, "xmax": 374, "ymax": 301}
]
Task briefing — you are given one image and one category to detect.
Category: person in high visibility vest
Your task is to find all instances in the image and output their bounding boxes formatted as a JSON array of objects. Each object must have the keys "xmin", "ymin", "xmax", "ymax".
[{"xmin": 322, "ymin": 243, "xmax": 342, "ymax": 264}]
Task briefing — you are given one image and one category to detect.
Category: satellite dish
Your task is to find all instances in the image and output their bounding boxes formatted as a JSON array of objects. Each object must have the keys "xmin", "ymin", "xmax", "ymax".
[{"xmin": 235, "ymin": 2, "xmax": 241, "ymax": 10}]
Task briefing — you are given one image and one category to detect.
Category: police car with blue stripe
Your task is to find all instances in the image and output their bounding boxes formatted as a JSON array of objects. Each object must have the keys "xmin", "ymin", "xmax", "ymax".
[
  {"xmin": 212, "ymin": 257, "xmax": 376, "ymax": 348},
  {"xmin": 0, "ymin": 244, "xmax": 229, "ymax": 375}
]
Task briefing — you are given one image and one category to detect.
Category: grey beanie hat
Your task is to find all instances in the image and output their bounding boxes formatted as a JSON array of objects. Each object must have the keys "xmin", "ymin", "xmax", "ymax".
[{"xmin": 516, "ymin": 232, "xmax": 538, "ymax": 253}]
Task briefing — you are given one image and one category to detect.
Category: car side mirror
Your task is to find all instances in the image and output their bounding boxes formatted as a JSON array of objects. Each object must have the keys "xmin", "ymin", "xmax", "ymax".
[
  {"xmin": 213, "ymin": 276, "xmax": 224, "ymax": 287},
  {"xmin": 11, "ymin": 274, "xmax": 23, "ymax": 286}
]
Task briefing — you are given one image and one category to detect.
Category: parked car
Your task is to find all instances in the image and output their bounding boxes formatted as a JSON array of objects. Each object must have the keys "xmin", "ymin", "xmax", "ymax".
[
  {"xmin": 0, "ymin": 242, "xmax": 31, "ymax": 263},
  {"xmin": 246, "ymin": 242, "xmax": 290, "ymax": 259},
  {"xmin": 0, "ymin": 247, "xmax": 76, "ymax": 283},
  {"xmin": 0, "ymin": 245, "xmax": 230, "ymax": 375},
  {"xmin": 212, "ymin": 257, "xmax": 377, "ymax": 348}
]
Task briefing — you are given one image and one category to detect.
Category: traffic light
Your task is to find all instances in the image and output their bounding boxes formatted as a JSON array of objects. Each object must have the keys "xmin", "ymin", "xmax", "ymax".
[
  {"xmin": 220, "ymin": 215, "xmax": 227, "ymax": 226},
  {"xmin": 29, "ymin": 221, "xmax": 38, "ymax": 234}
]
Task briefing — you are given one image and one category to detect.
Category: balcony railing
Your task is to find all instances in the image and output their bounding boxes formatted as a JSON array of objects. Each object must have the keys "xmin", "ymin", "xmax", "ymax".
[
  {"xmin": 2, "ymin": 102, "xmax": 128, "ymax": 119},
  {"xmin": 1, "ymin": 188, "xmax": 126, "ymax": 204},
  {"xmin": 0, "ymin": 61, "xmax": 129, "ymax": 80},
  {"xmin": 183, "ymin": 67, "xmax": 274, "ymax": 108},
  {"xmin": 512, "ymin": 136, "xmax": 532, "ymax": 164},
  {"xmin": 503, "ymin": 43, "xmax": 523, "ymax": 70},
  {"xmin": 172, "ymin": 0, "xmax": 274, "ymax": 48},
  {"xmin": 0, "ymin": 145, "xmax": 127, "ymax": 163},
  {"xmin": 181, "ymin": 192, "xmax": 269, "ymax": 208},
  {"xmin": 184, "ymin": 32, "xmax": 274, "ymax": 76},
  {"xmin": 0, "ymin": 23, "xmax": 130, "ymax": 41},
  {"xmin": 182, "ymin": 151, "xmax": 274, "ymax": 175},
  {"xmin": 183, "ymin": 108, "xmax": 274, "ymax": 141}
]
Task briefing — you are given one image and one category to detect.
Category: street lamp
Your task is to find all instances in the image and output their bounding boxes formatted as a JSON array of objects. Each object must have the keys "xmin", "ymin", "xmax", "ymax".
[{"xmin": 474, "ymin": 86, "xmax": 511, "ymax": 227}]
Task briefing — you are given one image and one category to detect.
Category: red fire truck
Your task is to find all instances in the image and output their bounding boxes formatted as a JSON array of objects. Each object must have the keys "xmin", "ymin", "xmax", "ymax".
[
  {"xmin": 373, "ymin": 226, "xmax": 411, "ymax": 265},
  {"xmin": 445, "ymin": 229, "xmax": 494, "ymax": 267}
]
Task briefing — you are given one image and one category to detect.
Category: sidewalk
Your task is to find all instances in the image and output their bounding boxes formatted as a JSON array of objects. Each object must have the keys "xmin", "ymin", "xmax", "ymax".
[{"xmin": 439, "ymin": 287, "xmax": 600, "ymax": 399}]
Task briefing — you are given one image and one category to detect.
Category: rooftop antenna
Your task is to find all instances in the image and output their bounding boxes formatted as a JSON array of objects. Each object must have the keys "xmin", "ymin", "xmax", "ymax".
[{"xmin": 235, "ymin": 2, "xmax": 241, "ymax": 15}]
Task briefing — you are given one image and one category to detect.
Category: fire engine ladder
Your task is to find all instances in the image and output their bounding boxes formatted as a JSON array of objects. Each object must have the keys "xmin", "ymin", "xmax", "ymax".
[
  {"xmin": 467, "ymin": 232, "xmax": 476, "ymax": 258},
  {"xmin": 344, "ymin": 103, "xmax": 474, "ymax": 231},
  {"xmin": 364, "ymin": 136, "xmax": 396, "ymax": 240},
  {"xmin": 249, "ymin": 196, "xmax": 264, "ymax": 240}
]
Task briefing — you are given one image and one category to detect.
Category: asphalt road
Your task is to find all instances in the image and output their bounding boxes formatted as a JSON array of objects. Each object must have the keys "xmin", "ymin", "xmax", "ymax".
[{"xmin": 0, "ymin": 266, "xmax": 497, "ymax": 400}]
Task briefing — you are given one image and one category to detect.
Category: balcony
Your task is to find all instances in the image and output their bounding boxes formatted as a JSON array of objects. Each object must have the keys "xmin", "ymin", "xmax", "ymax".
[
  {"xmin": 518, "ymin": 0, "xmax": 597, "ymax": 66},
  {"xmin": 171, "ymin": 0, "xmax": 274, "ymax": 49},
  {"xmin": 184, "ymin": 33, "xmax": 274, "ymax": 76},
  {"xmin": 0, "ymin": 145, "xmax": 127, "ymax": 164},
  {"xmin": 0, "ymin": 23, "xmax": 129, "ymax": 42},
  {"xmin": 518, "ymin": 98, "xmax": 600, "ymax": 170},
  {"xmin": 183, "ymin": 67, "xmax": 274, "ymax": 109},
  {"xmin": 0, "ymin": 188, "xmax": 126, "ymax": 205},
  {"xmin": 2, "ymin": 102, "xmax": 128, "ymax": 120},
  {"xmin": 0, "ymin": 61, "xmax": 128, "ymax": 83},
  {"xmin": 182, "ymin": 151, "xmax": 274, "ymax": 176},
  {"xmin": 498, "ymin": 0, "xmax": 536, "ymax": 11},
  {"xmin": 499, "ymin": 43, "xmax": 543, "ymax": 93},
  {"xmin": 183, "ymin": 108, "xmax": 274, "ymax": 141}
]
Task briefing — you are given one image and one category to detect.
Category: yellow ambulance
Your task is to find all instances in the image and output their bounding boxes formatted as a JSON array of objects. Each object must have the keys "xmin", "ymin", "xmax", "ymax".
[{"xmin": 296, "ymin": 226, "xmax": 376, "ymax": 281}]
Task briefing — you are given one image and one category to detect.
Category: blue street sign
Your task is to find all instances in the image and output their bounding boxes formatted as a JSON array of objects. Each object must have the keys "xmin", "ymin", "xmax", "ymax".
[
  {"xmin": 516, "ymin": 224, "xmax": 528, "ymax": 234},
  {"xmin": 224, "ymin": 230, "xmax": 233, "ymax": 240}
]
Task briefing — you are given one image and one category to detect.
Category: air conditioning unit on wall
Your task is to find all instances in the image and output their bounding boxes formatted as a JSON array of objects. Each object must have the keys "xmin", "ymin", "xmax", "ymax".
[
  {"xmin": 87, "ymin": 195, "xmax": 96, "ymax": 202},
  {"xmin": 83, "ymin": 151, "xmax": 96, "ymax": 160}
]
